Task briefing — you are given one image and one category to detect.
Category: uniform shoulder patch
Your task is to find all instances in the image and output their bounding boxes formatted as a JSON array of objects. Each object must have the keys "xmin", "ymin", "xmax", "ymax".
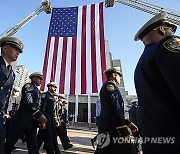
[
  {"xmin": 106, "ymin": 84, "xmax": 115, "ymax": 92},
  {"xmin": 42, "ymin": 93, "xmax": 46, "ymax": 99},
  {"xmin": 163, "ymin": 37, "xmax": 180, "ymax": 53},
  {"xmin": 24, "ymin": 83, "xmax": 33, "ymax": 91}
]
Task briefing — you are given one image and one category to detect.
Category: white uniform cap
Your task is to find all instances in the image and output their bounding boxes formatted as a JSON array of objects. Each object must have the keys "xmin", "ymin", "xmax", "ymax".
[
  {"xmin": 104, "ymin": 67, "xmax": 122, "ymax": 77},
  {"xmin": 47, "ymin": 82, "xmax": 57, "ymax": 88},
  {"xmin": 29, "ymin": 72, "xmax": 43, "ymax": 79},
  {"xmin": 0, "ymin": 36, "xmax": 24, "ymax": 53}
]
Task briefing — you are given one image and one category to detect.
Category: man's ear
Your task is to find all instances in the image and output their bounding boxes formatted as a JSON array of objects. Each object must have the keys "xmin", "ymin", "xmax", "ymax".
[
  {"xmin": 112, "ymin": 72, "xmax": 117, "ymax": 80},
  {"xmin": 111, "ymin": 72, "xmax": 115, "ymax": 78},
  {"xmin": 2, "ymin": 45, "xmax": 8, "ymax": 52},
  {"xmin": 158, "ymin": 26, "xmax": 166, "ymax": 35}
]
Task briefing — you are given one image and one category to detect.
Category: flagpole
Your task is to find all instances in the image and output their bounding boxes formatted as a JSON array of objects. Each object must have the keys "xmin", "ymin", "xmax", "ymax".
[
  {"xmin": 75, "ymin": 94, "xmax": 78, "ymax": 122},
  {"xmin": 88, "ymin": 94, "xmax": 91, "ymax": 129}
]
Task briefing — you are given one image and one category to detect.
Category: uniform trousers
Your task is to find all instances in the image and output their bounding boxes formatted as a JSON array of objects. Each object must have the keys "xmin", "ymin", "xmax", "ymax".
[
  {"xmin": 37, "ymin": 120, "xmax": 61, "ymax": 154},
  {"xmin": 5, "ymin": 118, "xmax": 12, "ymax": 142},
  {"xmin": 4, "ymin": 124, "xmax": 39, "ymax": 154},
  {"xmin": 0, "ymin": 120, "xmax": 5, "ymax": 154},
  {"xmin": 56, "ymin": 122, "xmax": 70, "ymax": 149},
  {"xmin": 94, "ymin": 135, "xmax": 137, "ymax": 154}
]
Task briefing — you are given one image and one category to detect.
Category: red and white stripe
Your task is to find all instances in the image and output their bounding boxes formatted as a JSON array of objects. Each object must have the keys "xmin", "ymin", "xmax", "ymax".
[{"xmin": 41, "ymin": 2, "xmax": 107, "ymax": 94}]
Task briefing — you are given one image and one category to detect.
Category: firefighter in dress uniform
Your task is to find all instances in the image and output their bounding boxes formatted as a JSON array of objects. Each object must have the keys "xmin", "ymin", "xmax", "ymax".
[
  {"xmin": 37, "ymin": 82, "xmax": 61, "ymax": 154},
  {"xmin": 4, "ymin": 72, "xmax": 47, "ymax": 154},
  {"xmin": 54, "ymin": 94, "xmax": 73, "ymax": 150},
  {"xmin": 95, "ymin": 67, "xmax": 138, "ymax": 154},
  {"xmin": 0, "ymin": 36, "xmax": 23, "ymax": 154},
  {"xmin": 134, "ymin": 12, "xmax": 179, "ymax": 154}
]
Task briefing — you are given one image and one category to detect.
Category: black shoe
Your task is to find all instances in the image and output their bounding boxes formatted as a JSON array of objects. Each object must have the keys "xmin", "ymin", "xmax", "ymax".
[{"xmin": 64, "ymin": 144, "xmax": 73, "ymax": 150}]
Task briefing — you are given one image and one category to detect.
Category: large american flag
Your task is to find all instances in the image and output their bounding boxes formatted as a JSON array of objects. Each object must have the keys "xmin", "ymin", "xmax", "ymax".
[{"xmin": 40, "ymin": 2, "xmax": 107, "ymax": 94}]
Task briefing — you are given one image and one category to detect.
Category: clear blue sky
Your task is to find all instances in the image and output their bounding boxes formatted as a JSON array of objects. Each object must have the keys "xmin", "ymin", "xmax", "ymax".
[{"xmin": 0, "ymin": 0, "xmax": 179, "ymax": 95}]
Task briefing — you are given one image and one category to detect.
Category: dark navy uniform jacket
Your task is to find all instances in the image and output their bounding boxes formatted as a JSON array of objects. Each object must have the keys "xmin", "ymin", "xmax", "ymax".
[
  {"xmin": 129, "ymin": 105, "xmax": 138, "ymax": 126},
  {"xmin": 0, "ymin": 56, "xmax": 15, "ymax": 129},
  {"xmin": 12, "ymin": 82, "xmax": 42, "ymax": 129},
  {"xmin": 135, "ymin": 35, "xmax": 180, "ymax": 153},
  {"xmin": 9, "ymin": 102, "xmax": 19, "ymax": 117},
  {"xmin": 61, "ymin": 107, "xmax": 68, "ymax": 124},
  {"xmin": 40, "ymin": 91, "xmax": 55, "ymax": 126},
  {"xmin": 99, "ymin": 80, "xmax": 130, "ymax": 137}
]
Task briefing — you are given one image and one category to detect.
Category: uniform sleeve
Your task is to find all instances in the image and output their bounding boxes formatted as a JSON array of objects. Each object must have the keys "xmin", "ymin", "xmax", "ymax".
[
  {"xmin": 40, "ymin": 93, "xmax": 47, "ymax": 114},
  {"xmin": 128, "ymin": 107, "xmax": 137, "ymax": 124},
  {"xmin": 156, "ymin": 36, "xmax": 180, "ymax": 105},
  {"xmin": 102, "ymin": 83, "xmax": 130, "ymax": 136},
  {"xmin": 24, "ymin": 83, "xmax": 42, "ymax": 119}
]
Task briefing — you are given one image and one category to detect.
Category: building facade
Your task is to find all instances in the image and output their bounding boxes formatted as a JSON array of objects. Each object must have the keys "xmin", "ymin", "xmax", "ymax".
[{"xmin": 13, "ymin": 65, "xmax": 31, "ymax": 90}]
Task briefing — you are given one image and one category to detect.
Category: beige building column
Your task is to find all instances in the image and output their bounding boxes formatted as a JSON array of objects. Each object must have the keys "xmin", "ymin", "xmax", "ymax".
[
  {"xmin": 88, "ymin": 94, "xmax": 91, "ymax": 124},
  {"xmin": 66, "ymin": 95, "xmax": 69, "ymax": 117},
  {"xmin": 75, "ymin": 95, "xmax": 78, "ymax": 122}
]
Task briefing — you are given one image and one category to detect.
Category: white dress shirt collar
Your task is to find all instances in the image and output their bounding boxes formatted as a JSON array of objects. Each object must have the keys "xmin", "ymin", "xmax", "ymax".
[{"xmin": 2, "ymin": 56, "xmax": 10, "ymax": 67}]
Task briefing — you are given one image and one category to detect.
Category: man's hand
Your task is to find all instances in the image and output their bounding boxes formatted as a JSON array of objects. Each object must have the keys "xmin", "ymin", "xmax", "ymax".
[
  {"xmin": 128, "ymin": 122, "xmax": 138, "ymax": 133},
  {"xmin": 39, "ymin": 122, "xmax": 46, "ymax": 129},
  {"xmin": 38, "ymin": 114, "xmax": 47, "ymax": 124},
  {"xmin": 38, "ymin": 115, "xmax": 47, "ymax": 129}
]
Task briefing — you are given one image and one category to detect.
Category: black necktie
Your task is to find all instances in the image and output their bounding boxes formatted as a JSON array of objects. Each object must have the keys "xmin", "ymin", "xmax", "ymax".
[{"xmin": 7, "ymin": 65, "xmax": 12, "ymax": 71}]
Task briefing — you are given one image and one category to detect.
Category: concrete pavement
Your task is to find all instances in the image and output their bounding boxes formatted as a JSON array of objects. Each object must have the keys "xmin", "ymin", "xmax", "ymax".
[{"xmin": 12, "ymin": 128, "xmax": 97, "ymax": 154}]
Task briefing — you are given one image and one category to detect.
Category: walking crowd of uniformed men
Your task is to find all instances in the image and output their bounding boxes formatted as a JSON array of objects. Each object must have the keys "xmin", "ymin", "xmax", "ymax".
[
  {"xmin": 0, "ymin": 11, "xmax": 179, "ymax": 154},
  {"xmin": 0, "ymin": 36, "xmax": 73, "ymax": 154}
]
